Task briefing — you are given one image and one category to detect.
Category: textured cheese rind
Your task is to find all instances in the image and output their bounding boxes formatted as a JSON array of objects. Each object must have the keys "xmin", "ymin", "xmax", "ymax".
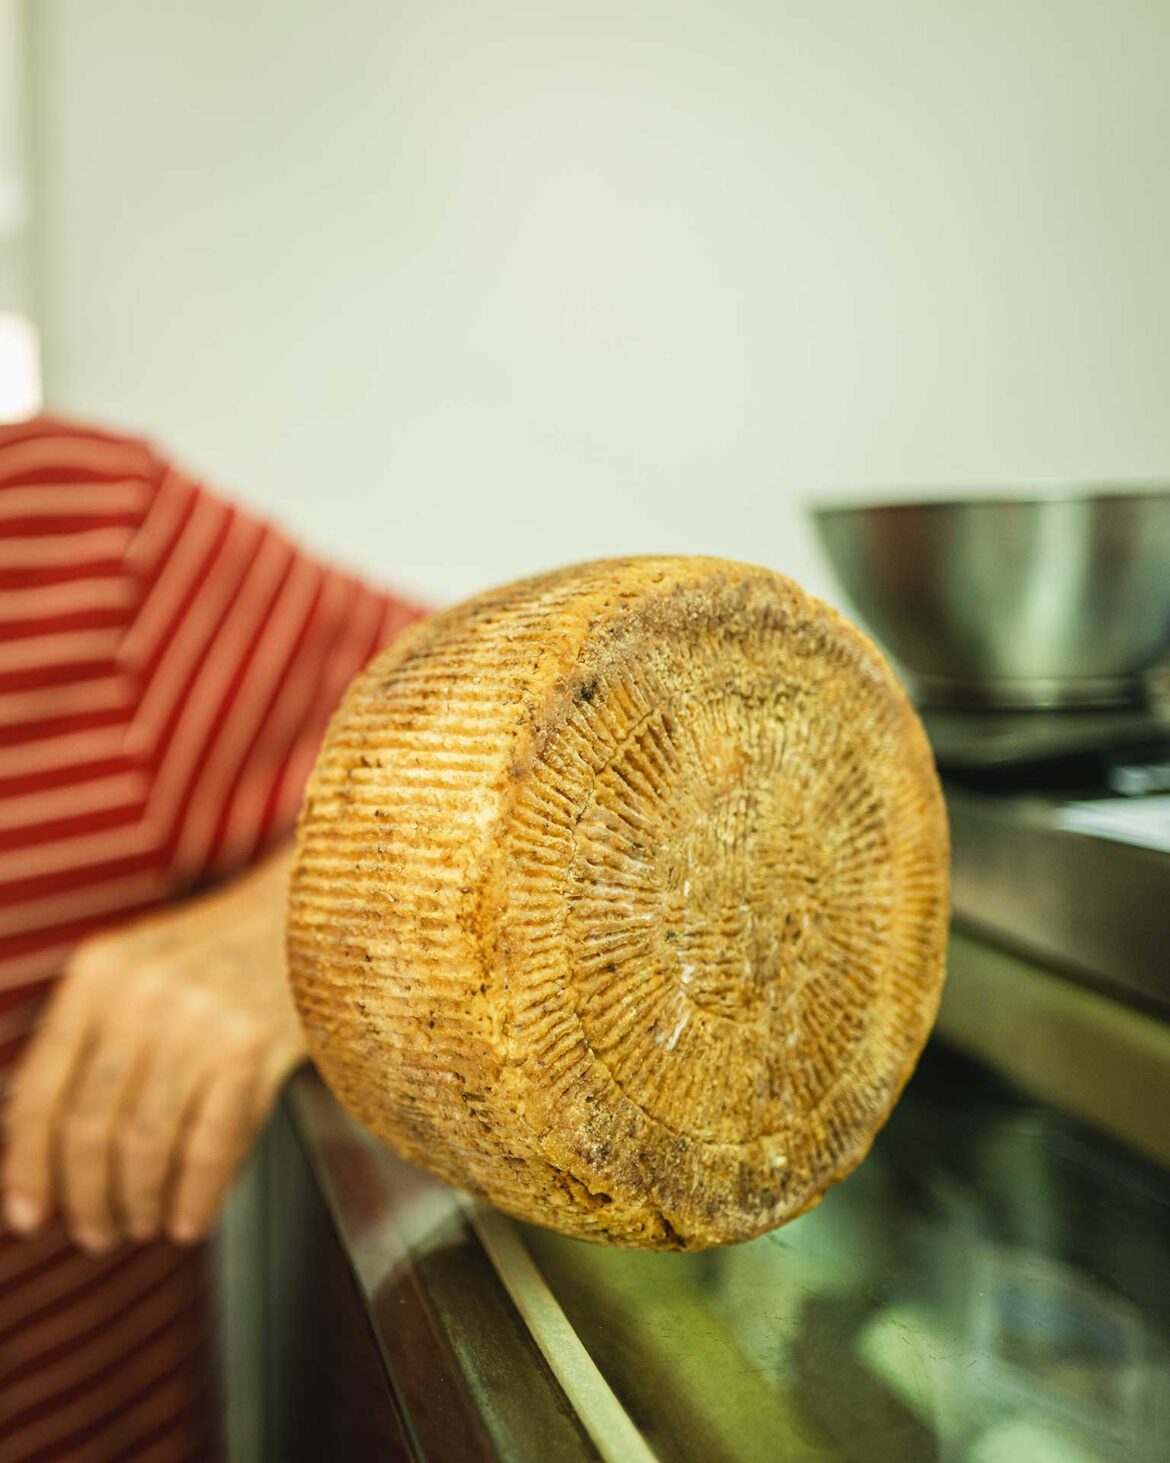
[{"xmin": 288, "ymin": 556, "xmax": 949, "ymax": 1249}]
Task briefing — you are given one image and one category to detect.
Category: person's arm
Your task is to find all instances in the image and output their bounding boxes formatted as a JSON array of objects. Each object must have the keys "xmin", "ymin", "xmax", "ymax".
[
  {"xmin": 0, "ymin": 416, "xmax": 426, "ymax": 1251},
  {"xmin": 3, "ymin": 841, "xmax": 300, "ymax": 1249}
]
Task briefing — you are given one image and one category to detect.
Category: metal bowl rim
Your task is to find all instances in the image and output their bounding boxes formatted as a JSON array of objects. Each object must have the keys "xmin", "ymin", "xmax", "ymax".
[{"xmin": 811, "ymin": 485, "xmax": 1170, "ymax": 518}]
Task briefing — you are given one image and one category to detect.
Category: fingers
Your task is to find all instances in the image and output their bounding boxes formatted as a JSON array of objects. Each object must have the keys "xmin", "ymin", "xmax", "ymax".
[
  {"xmin": 161, "ymin": 1031, "xmax": 302, "ymax": 1246},
  {"xmin": 115, "ymin": 1031, "xmax": 209, "ymax": 1243},
  {"xmin": 2, "ymin": 979, "xmax": 94, "ymax": 1237},
  {"xmin": 59, "ymin": 1020, "xmax": 157, "ymax": 1252},
  {"xmin": 167, "ymin": 1026, "xmax": 264, "ymax": 1244},
  {"xmin": 3, "ymin": 847, "xmax": 301, "ymax": 1250},
  {"xmin": 6, "ymin": 999, "xmax": 291, "ymax": 1250}
]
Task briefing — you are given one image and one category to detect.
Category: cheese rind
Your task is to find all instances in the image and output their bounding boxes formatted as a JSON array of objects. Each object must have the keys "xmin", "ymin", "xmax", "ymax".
[{"xmin": 288, "ymin": 556, "xmax": 949, "ymax": 1249}]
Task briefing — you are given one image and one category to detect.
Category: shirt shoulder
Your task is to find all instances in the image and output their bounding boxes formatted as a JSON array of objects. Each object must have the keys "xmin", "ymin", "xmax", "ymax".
[{"xmin": 0, "ymin": 414, "xmax": 159, "ymax": 492}]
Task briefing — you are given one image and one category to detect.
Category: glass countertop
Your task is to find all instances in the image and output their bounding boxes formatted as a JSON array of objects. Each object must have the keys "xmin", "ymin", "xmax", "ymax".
[{"xmin": 284, "ymin": 1035, "xmax": 1170, "ymax": 1463}]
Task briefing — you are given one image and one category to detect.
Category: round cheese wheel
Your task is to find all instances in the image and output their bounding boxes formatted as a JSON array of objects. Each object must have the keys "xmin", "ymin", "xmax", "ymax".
[{"xmin": 288, "ymin": 557, "xmax": 948, "ymax": 1249}]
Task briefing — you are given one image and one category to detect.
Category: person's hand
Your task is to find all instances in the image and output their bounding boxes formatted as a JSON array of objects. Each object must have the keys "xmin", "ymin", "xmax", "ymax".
[{"xmin": 2, "ymin": 844, "xmax": 305, "ymax": 1251}]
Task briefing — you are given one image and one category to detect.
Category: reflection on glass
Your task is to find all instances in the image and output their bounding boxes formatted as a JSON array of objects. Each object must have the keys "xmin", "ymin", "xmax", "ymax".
[{"xmin": 514, "ymin": 1045, "xmax": 1170, "ymax": 1462}]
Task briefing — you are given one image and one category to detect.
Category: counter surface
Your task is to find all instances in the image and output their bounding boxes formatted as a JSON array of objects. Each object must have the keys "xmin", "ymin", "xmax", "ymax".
[{"xmin": 265, "ymin": 1006, "xmax": 1170, "ymax": 1462}]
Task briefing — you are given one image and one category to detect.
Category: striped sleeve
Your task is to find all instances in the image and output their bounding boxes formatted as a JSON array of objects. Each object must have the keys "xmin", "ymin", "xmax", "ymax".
[
  {"xmin": 115, "ymin": 436, "xmax": 428, "ymax": 887},
  {"xmin": 0, "ymin": 415, "xmax": 426, "ymax": 992}
]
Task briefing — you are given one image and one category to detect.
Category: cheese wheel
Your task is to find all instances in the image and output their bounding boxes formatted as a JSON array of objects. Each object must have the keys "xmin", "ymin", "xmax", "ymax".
[{"xmin": 288, "ymin": 556, "xmax": 948, "ymax": 1249}]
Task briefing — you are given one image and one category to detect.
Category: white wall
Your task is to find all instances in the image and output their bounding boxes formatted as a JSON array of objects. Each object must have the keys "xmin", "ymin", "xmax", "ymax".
[
  {"xmin": 25, "ymin": 0, "xmax": 1170, "ymax": 606},
  {"xmin": 0, "ymin": 0, "xmax": 41, "ymax": 419},
  {"xmin": 0, "ymin": 0, "xmax": 29, "ymax": 311}
]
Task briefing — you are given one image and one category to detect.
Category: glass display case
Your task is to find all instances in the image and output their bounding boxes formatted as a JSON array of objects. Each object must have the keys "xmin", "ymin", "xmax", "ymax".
[{"xmin": 222, "ymin": 930, "xmax": 1170, "ymax": 1462}]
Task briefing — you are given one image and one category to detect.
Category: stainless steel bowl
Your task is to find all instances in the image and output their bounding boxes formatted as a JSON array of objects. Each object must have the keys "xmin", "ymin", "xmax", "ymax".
[{"xmin": 811, "ymin": 490, "xmax": 1170, "ymax": 709}]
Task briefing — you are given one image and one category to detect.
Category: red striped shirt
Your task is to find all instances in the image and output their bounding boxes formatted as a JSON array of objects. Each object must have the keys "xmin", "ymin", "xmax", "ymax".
[{"xmin": 0, "ymin": 416, "xmax": 424, "ymax": 1460}]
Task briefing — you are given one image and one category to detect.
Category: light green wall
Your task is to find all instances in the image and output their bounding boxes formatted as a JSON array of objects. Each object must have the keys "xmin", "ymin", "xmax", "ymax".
[
  {"xmin": 1, "ymin": 0, "xmax": 31, "ymax": 313},
  {"xmin": 25, "ymin": 0, "xmax": 1170, "ymax": 602}
]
